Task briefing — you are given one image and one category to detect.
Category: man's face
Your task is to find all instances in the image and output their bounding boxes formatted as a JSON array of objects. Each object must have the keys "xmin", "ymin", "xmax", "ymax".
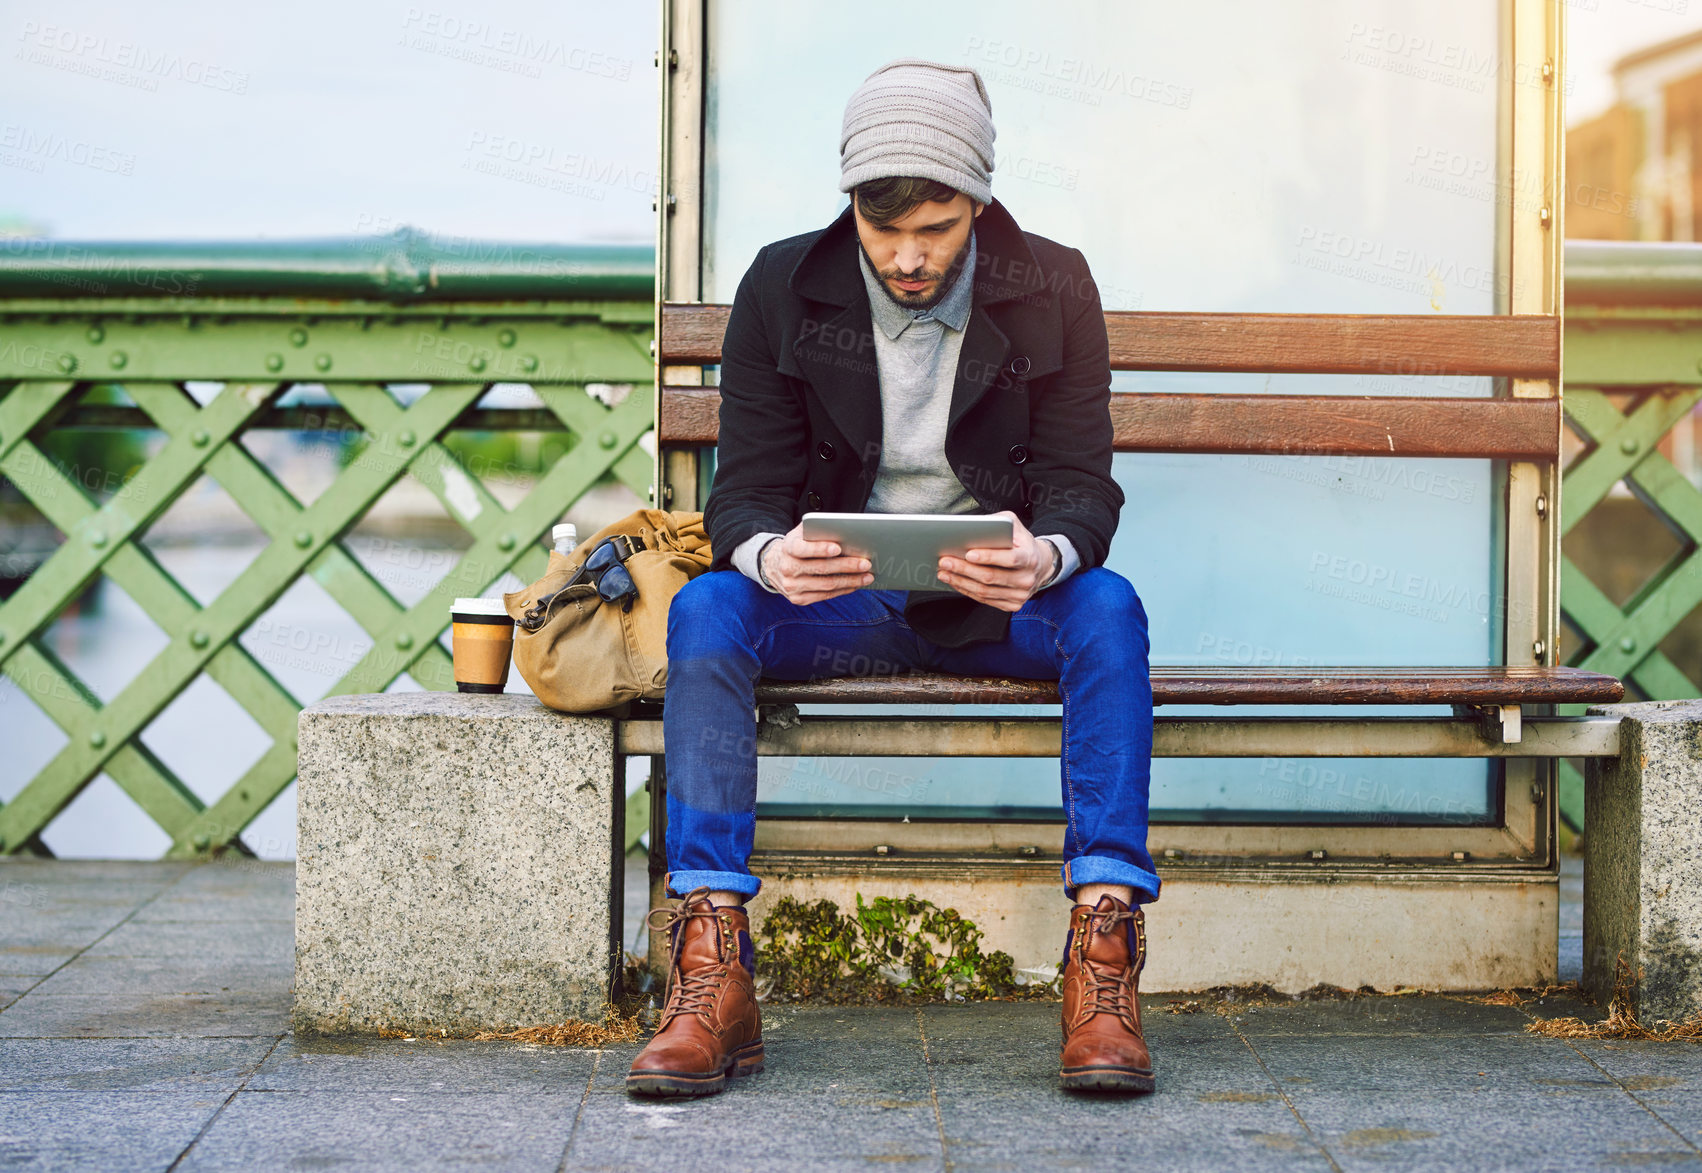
[{"xmin": 853, "ymin": 190, "xmax": 984, "ymax": 311}]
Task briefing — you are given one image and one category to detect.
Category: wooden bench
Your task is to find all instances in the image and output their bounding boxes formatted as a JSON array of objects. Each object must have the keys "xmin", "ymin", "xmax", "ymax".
[{"xmin": 631, "ymin": 301, "xmax": 1628, "ymax": 988}]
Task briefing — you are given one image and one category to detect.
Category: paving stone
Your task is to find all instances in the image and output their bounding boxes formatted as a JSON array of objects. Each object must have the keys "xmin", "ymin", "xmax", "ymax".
[
  {"xmin": 0, "ymin": 975, "xmax": 35, "ymax": 1010},
  {"xmin": 587, "ymin": 1005, "xmax": 933, "ymax": 1097},
  {"xmin": 921, "ymin": 1005, "xmax": 1263, "ymax": 1097},
  {"xmin": 0, "ymin": 992, "xmax": 289, "ymax": 1038},
  {"xmin": 1573, "ymin": 1041, "xmax": 1702, "ymax": 1146},
  {"xmin": 251, "ymin": 1036, "xmax": 598, "ymax": 1093},
  {"xmin": 566, "ymin": 1083, "xmax": 944, "ymax": 1172},
  {"xmin": 908, "ymin": 1004, "xmax": 1319, "ymax": 1172},
  {"xmin": 1290, "ymin": 1087, "xmax": 1702, "ymax": 1172},
  {"xmin": 1222, "ymin": 993, "xmax": 1535, "ymax": 1036},
  {"xmin": 132, "ymin": 865, "xmax": 294, "ymax": 924},
  {"xmin": 934, "ymin": 1091, "xmax": 1331, "ymax": 1173},
  {"xmin": 1574, "ymin": 1039, "xmax": 1702, "ymax": 1085},
  {"xmin": 1245, "ymin": 1031, "xmax": 1612, "ymax": 1093},
  {"xmin": 0, "ymin": 862, "xmax": 193, "ymax": 907},
  {"xmin": 0, "ymin": 861, "xmax": 193, "ymax": 885},
  {"xmin": 30, "ymin": 956, "xmax": 292, "ymax": 997},
  {"xmin": 0, "ymin": 1090, "xmax": 224, "ymax": 1172},
  {"xmin": 83, "ymin": 918, "xmax": 293, "ymax": 964},
  {"xmin": 0, "ymin": 945, "xmax": 83, "ymax": 978},
  {"xmin": 178, "ymin": 1090, "xmax": 578, "ymax": 1172},
  {"xmin": 1516, "ymin": 986, "xmax": 1610, "ymax": 1024},
  {"xmin": 922, "ymin": 998, "xmax": 1241, "ymax": 1046},
  {"xmin": 0, "ymin": 1037, "xmax": 277, "ymax": 1091}
]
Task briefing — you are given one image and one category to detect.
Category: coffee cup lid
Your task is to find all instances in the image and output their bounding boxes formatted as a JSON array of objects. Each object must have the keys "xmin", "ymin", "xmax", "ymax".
[{"xmin": 451, "ymin": 597, "xmax": 509, "ymax": 617}]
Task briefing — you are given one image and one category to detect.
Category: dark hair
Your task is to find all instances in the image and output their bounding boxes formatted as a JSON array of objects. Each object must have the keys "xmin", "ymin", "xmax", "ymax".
[{"xmin": 853, "ymin": 176, "xmax": 966, "ymax": 227}]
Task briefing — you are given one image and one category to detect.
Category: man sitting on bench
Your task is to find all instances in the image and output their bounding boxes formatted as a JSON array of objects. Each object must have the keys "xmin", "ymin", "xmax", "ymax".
[{"xmin": 628, "ymin": 58, "xmax": 1160, "ymax": 1099}]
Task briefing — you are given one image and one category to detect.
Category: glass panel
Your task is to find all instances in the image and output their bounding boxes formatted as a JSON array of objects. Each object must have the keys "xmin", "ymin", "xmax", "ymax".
[{"xmin": 703, "ymin": 0, "xmax": 1504, "ymax": 823}]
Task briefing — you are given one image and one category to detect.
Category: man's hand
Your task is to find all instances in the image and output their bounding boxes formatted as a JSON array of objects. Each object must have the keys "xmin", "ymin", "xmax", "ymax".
[
  {"xmin": 761, "ymin": 524, "xmax": 874, "ymax": 606},
  {"xmin": 935, "ymin": 510, "xmax": 1056, "ymax": 613}
]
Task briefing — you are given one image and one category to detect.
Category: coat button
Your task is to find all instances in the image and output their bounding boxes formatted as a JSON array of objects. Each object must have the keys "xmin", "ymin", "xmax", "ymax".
[
  {"xmin": 1009, "ymin": 355, "xmax": 1031, "ymax": 376},
  {"xmin": 1008, "ymin": 444, "xmax": 1030, "ymax": 465},
  {"xmin": 817, "ymin": 441, "xmax": 836, "ymax": 461},
  {"xmin": 806, "ymin": 491, "xmax": 823, "ymax": 510}
]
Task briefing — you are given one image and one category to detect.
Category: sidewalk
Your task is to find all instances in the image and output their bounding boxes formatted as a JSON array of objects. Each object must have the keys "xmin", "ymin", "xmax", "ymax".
[{"xmin": 2, "ymin": 860, "xmax": 1700, "ymax": 1172}]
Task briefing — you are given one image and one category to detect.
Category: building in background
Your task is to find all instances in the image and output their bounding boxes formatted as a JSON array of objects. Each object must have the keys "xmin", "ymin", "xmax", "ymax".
[{"xmin": 1568, "ymin": 27, "xmax": 1702, "ymax": 242}]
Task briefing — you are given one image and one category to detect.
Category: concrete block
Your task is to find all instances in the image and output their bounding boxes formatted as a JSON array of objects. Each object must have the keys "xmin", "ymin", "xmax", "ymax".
[
  {"xmin": 294, "ymin": 693, "xmax": 621, "ymax": 1035},
  {"xmin": 746, "ymin": 860, "xmax": 1558, "ymax": 992},
  {"xmin": 1585, "ymin": 699, "xmax": 1702, "ymax": 1023}
]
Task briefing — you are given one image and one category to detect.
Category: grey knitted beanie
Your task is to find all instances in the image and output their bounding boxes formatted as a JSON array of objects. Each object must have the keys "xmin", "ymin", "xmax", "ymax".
[{"xmin": 839, "ymin": 58, "xmax": 996, "ymax": 206}]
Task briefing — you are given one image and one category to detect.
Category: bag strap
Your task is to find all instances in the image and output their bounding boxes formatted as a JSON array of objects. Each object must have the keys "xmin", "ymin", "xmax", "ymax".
[{"xmin": 607, "ymin": 533, "xmax": 645, "ymax": 562}]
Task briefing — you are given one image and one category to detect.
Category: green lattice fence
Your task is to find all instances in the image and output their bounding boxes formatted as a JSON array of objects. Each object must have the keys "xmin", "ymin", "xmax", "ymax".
[
  {"xmin": 1558, "ymin": 241, "xmax": 1702, "ymax": 831},
  {"xmin": 2, "ymin": 238, "xmax": 1696, "ymax": 851},
  {"xmin": 0, "ymin": 234, "xmax": 655, "ymax": 856}
]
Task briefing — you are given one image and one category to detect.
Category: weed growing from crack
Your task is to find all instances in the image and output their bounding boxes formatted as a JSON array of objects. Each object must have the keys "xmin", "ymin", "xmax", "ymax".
[{"xmin": 755, "ymin": 893, "xmax": 1047, "ymax": 1004}]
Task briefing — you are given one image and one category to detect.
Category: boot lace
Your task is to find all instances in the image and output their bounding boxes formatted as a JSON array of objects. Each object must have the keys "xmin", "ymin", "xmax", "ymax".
[
  {"xmin": 1077, "ymin": 903, "xmax": 1142, "ymax": 1023},
  {"xmin": 645, "ymin": 887, "xmax": 728, "ymax": 1026}
]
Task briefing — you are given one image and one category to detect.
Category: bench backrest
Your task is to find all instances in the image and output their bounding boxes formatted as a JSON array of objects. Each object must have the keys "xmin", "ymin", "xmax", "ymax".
[{"xmin": 657, "ymin": 306, "xmax": 1560, "ymax": 460}]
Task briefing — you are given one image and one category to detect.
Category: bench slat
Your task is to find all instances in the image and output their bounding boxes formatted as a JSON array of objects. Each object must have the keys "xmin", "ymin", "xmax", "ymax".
[
  {"xmin": 751, "ymin": 666, "xmax": 1623, "ymax": 707},
  {"xmin": 1106, "ymin": 394, "xmax": 1557, "ymax": 458},
  {"xmin": 1102, "ymin": 312, "xmax": 1557, "ymax": 377},
  {"xmin": 659, "ymin": 304, "xmax": 1559, "ymax": 377},
  {"xmin": 659, "ymin": 386, "xmax": 1558, "ymax": 458}
]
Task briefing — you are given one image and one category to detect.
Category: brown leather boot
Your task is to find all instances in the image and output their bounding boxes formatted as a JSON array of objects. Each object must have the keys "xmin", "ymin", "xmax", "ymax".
[
  {"xmin": 1059, "ymin": 895, "xmax": 1155, "ymax": 1094},
  {"xmin": 626, "ymin": 887, "xmax": 763, "ymax": 1098}
]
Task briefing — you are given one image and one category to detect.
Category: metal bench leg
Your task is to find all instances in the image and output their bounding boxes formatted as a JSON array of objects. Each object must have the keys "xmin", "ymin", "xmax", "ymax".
[{"xmin": 646, "ymin": 755, "xmax": 671, "ymax": 975}]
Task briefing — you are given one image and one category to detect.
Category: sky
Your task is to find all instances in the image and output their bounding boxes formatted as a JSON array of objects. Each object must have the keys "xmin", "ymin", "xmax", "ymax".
[
  {"xmin": 0, "ymin": 1, "xmax": 1698, "ymax": 243},
  {"xmin": 0, "ymin": 0, "xmax": 659, "ymax": 241}
]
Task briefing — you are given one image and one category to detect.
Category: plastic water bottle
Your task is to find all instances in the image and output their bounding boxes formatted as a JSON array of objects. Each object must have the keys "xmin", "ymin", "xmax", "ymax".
[{"xmin": 552, "ymin": 523, "xmax": 577, "ymax": 557}]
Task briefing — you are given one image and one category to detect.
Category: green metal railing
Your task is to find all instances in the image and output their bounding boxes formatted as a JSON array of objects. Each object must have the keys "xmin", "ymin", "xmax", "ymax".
[
  {"xmin": 1559, "ymin": 240, "xmax": 1702, "ymax": 831},
  {"xmin": 0, "ymin": 229, "xmax": 655, "ymax": 856},
  {"xmin": 1, "ymin": 233, "xmax": 1695, "ymax": 854}
]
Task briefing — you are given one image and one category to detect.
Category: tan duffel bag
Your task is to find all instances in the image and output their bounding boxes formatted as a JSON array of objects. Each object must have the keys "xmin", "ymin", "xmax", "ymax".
[{"xmin": 503, "ymin": 508, "xmax": 712, "ymax": 712}]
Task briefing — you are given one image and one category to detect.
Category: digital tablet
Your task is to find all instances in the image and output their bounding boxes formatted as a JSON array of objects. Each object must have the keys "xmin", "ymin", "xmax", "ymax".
[{"xmin": 799, "ymin": 512, "xmax": 1015, "ymax": 591}]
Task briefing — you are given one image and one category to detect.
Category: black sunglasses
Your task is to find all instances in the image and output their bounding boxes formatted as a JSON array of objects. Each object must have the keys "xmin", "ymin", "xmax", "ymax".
[{"xmin": 572, "ymin": 537, "xmax": 640, "ymax": 612}]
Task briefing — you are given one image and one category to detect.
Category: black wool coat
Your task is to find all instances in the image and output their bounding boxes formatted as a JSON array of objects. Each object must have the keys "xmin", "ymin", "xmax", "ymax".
[{"xmin": 702, "ymin": 196, "xmax": 1125, "ymax": 648}]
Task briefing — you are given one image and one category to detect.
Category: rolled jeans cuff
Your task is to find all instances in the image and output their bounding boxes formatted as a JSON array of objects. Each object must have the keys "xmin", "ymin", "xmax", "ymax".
[
  {"xmin": 1062, "ymin": 856, "xmax": 1161, "ymax": 905},
  {"xmin": 667, "ymin": 870, "xmax": 763, "ymax": 900}
]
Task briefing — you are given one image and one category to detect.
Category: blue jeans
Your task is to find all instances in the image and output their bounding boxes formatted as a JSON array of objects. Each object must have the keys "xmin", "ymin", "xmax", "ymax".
[{"xmin": 660, "ymin": 566, "xmax": 1160, "ymax": 904}]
